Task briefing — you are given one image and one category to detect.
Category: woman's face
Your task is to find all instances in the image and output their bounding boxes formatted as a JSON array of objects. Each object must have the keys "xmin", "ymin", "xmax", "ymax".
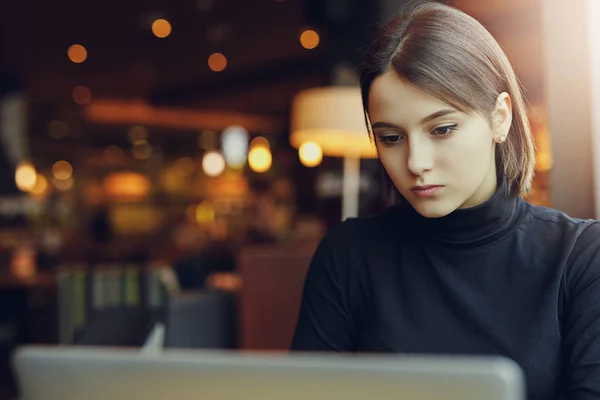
[{"xmin": 368, "ymin": 71, "xmax": 511, "ymax": 218}]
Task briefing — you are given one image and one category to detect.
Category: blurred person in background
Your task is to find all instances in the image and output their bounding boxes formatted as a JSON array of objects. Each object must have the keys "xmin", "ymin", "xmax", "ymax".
[{"xmin": 291, "ymin": 2, "xmax": 600, "ymax": 399}]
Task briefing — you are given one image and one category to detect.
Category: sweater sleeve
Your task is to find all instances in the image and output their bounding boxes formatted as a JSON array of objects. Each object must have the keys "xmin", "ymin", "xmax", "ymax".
[
  {"xmin": 563, "ymin": 221, "xmax": 600, "ymax": 399},
  {"xmin": 290, "ymin": 221, "xmax": 358, "ymax": 352}
]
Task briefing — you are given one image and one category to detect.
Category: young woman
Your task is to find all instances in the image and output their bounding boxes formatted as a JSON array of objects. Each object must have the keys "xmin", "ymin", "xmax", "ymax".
[{"xmin": 290, "ymin": 2, "xmax": 600, "ymax": 399}]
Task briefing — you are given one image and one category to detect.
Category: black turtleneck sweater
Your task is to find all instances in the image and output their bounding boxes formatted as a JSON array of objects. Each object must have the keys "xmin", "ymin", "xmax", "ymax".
[{"xmin": 291, "ymin": 182, "xmax": 600, "ymax": 400}]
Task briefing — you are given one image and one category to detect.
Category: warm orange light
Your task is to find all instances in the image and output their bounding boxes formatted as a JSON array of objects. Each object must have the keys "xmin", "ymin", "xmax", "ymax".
[
  {"xmin": 15, "ymin": 161, "xmax": 37, "ymax": 192},
  {"xmin": 103, "ymin": 171, "xmax": 151, "ymax": 202},
  {"xmin": 84, "ymin": 99, "xmax": 281, "ymax": 134},
  {"xmin": 300, "ymin": 29, "xmax": 320, "ymax": 50},
  {"xmin": 195, "ymin": 201, "xmax": 216, "ymax": 224},
  {"xmin": 152, "ymin": 19, "xmax": 172, "ymax": 38},
  {"xmin": 31, "ymin": 174, "xmax": 48, "ymax": 196},
  {"xmin": 298, "ymin": 141, "xmax": 323, "ymax": 167},
  {"xmin": 11, "ymin": 245, "xmax": 36, "ymax": 279},
  {"xmin": 208, "ymin": 53, "xmax": 227, "ymax": 72},
  {"xmin": 250, "ymin": 136, "xmax": 270, "ymax": 149},
  {"xmin": 72, "ymin": 86, "xmax": 92, "ymax": 105},
  {"xmin": 248, "ymin": 146, "xmax": 272, "ymax": 173},
  {"xmin": 68, "ymin": 44, "xmax": 87, "ymax": 63},
  {"xmin": 205, "ymin": 175, "xmax": 249, "ymax": 198},
  {"xmin": 52, "ymin": 160, "xmax": 73, "ymax": 180}
]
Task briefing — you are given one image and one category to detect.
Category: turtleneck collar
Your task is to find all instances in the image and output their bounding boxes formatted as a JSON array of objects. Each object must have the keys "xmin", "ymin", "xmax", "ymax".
[{"xmin": 392, "ymin": 179, "xmax": 526, "ymax": 248}]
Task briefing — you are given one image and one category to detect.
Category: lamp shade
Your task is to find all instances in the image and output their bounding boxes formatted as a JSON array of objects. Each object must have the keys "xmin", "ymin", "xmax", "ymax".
[{"xmin": 290, "ymin": 86, "xmax": 377, "ymax": 159}]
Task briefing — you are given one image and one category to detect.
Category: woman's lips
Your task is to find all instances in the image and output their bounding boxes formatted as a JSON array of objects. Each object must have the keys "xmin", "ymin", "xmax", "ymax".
[{"xmin": 411, "ymin": 185, "xmax": 443, "ymax": 197}]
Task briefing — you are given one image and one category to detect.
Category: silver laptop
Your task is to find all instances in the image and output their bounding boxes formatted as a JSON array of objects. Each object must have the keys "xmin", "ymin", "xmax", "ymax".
[{"xmin": 13, "ymin": 345, "xmax": 525, "ymax": 400}]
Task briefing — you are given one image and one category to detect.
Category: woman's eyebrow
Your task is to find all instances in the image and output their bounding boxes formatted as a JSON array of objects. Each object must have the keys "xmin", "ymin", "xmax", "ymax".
[
  {"xmin": 371, "ymin": 109, "xmax": 457, "ymax": 130},
  {"xmin": 420, "ymin": 109, "xmax": 457, "ymax": 124},
  {"xmin": 371, "ymin": 121, "xmax": 400, "ymax": 130}
]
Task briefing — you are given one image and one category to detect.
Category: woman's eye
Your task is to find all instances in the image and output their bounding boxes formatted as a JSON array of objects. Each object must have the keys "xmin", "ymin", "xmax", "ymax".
[
  {"xmin": 432, "ymin": 124, "xmax": 458, "ymax": 137},
  {"xmin": 378, "ymin": 134, "xmax": 403, "ymax": 145}
]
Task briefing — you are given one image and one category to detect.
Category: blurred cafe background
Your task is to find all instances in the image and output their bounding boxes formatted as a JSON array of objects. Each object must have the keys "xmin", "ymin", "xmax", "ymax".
[{"xmin": 0, "ymin": 0, "xmax": 598, "ymax": 397}]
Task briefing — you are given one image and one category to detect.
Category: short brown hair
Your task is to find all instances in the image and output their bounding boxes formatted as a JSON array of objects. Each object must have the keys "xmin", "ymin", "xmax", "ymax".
[{"xmin": 360, "ymin": 1, "xmax": 536, "ymax": 202}]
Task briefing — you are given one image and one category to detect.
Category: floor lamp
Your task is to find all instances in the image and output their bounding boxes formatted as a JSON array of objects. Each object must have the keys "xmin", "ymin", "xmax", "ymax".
[{"xmin": 290, "ymin": 86, "xmax": 378, "ymax": 221}]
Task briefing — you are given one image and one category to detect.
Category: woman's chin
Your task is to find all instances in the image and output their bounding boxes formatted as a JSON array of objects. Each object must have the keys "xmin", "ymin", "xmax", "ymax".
[{"xmin": 407, "ymin": 198, "xmax": 457, "ymax": 219}]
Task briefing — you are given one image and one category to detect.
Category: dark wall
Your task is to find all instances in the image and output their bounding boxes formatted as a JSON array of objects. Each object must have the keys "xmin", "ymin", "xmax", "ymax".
[{"xmin": 303, "ymin": 0, "xmax": 383, "ymax": 68}]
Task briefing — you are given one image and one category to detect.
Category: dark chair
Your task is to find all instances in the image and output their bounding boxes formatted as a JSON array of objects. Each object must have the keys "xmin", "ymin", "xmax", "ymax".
[
  {"xmin": 164, "ymin": 290, "xmax": 237, "ymax": 349},
  {"xmin": 74, "ymin": 308, "xmax": 160, "ymax": 347}
]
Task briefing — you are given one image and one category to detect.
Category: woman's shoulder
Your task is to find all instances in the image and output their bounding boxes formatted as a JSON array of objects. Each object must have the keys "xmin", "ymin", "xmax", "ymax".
[
  {"xmin": 528, "ymin": 205, "xmax": 600, "ymax": 313},
  {"xmin": 523, "ymin": 202, "xmax": 600, "ymax": 268},
  {"xmin": 523, "ymin": 202, "xmax": 598, "ymax": 233}
]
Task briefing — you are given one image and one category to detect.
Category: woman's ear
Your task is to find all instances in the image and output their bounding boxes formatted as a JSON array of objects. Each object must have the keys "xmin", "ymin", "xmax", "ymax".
[{"xmin": 492, "ymin": 92, "xmax": 513, "ymax": 143}]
